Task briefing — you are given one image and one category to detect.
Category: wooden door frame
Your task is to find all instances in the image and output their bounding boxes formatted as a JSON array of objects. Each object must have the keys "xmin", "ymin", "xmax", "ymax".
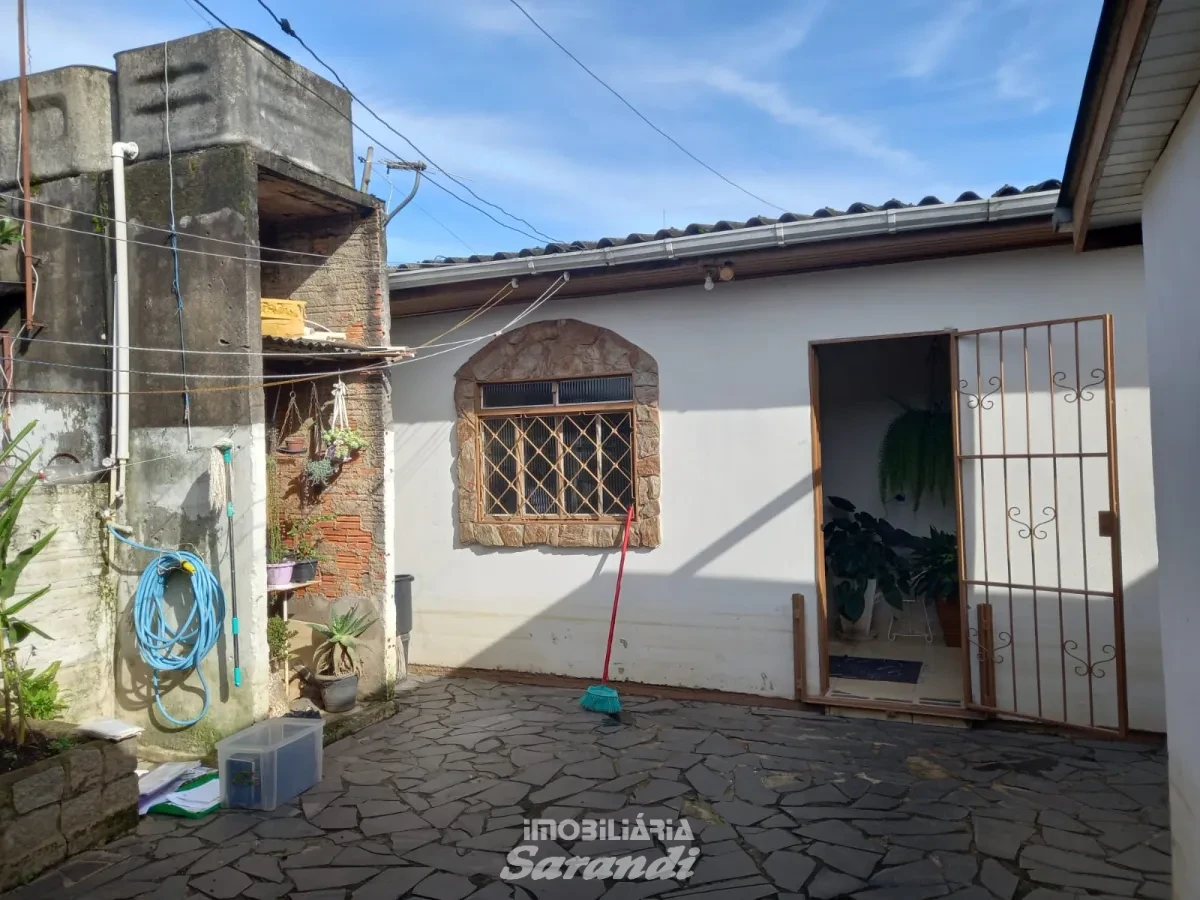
[{"xmin": 806, "ymin": 329, "xmax": 966, "ymax": 711}]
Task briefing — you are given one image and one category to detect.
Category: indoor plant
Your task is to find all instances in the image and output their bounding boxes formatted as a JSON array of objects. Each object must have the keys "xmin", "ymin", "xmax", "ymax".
[
  {"xmin": 911, "ymin": 527, "xmax": 961, "ymax": 647},
  {"xmin": 267, "ymin": 522, "xmax": 294, "ymax": 587},
  {"xmin": 305, "ymin": 606, "xmax": 375, "ymax": 713},
  {"xmin": 323, "ymin": 426, "xmax": 367, "ymax": 462},
  {"xmin": 287, "ymin": 514, "xmax": 331, "ymax": 583},
  {"xmin": 823, "ymin": 496, "xmax": 912, "ymax": 640},
  {"xmin": 878, "ymin": 405, "xmax": 953, "ymax": 512}
]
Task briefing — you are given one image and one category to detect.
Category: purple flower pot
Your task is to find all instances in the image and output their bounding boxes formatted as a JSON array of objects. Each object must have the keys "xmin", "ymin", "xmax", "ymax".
[{"xmin": 267, "ymin": 561, "xmax": 295, "ymax": 587}]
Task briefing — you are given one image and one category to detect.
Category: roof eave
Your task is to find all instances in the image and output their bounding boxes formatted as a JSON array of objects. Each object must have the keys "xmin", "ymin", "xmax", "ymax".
[{"xmin": 389, "ymin": 191, "xmax": 1059, "ymax": 291}]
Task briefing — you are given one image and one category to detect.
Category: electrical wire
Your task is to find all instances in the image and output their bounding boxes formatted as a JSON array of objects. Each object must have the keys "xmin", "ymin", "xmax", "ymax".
[
  {"xmin": 163, "ymin": 41, "xmax": 195, "ymax": 448},
  {"xmin": 3, "ymin": 274, "xmax": 570, "ymax": 396},
  {"xmin": 251, "ymin": 0, "xmax": 560, "ymax": 245},
  {"xmin": 504, "ymin": 0, "xmax": 785, "ymax": 214},
  {"xmin": 0, "ymin": 192, "xmax": 382, "ymax": 265},
  {"xmin": 184, "ymin": 0, "xmax": 557, "ymax": 247},
  {"xmin": 416, "ymin": 278, "xmax": 517, "ymax": 349}
]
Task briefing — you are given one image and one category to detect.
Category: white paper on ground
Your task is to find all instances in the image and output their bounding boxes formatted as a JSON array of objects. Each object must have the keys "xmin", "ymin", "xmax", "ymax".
[
  {"xmin": 163, "ymin": 777, "xmax": 220, "ymax": 814},
  {"xmin": 137, "ymin": 761, "xmax": 208, "ymax": 815},
  {"xmin": 77, "ymin": 718, "xmax": 144, "ymax": 741}
]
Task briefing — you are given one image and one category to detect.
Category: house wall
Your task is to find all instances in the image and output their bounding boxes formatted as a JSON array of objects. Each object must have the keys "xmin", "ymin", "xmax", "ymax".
[
  {"xmin": 12, "ymin": 484, "xmax": 113, "ymax": 723},
  {"xmin": 390, "ymin": 243, "xmax": 1163, "ymax": 731},
  {"xmin": 1141, "ymin": 84, "xmax": 1200, "ymax": 896}
]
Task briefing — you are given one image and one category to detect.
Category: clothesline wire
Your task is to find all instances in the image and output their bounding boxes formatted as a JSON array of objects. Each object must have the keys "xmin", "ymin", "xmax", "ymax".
[{"xmin": 0, "ymin": 191, "xmax": 382, "ymax": 265}]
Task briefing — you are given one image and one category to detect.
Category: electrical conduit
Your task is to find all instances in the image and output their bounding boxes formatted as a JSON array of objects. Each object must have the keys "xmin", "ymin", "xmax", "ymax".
[{"xmin": 109, "ymin": 526, "xmax": 225, "ymax": 727}]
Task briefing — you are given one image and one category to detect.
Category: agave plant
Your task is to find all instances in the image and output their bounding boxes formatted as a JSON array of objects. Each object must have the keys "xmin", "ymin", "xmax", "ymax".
[
  {"xmin": 307, "ymin": 607, "xmax": 375, "ymax": 677},
  {"xmin": 877, "ymin": 406, "xmax": 953, "ymax": 512},
  {"xmin": 0, "ymin": 422, "xmax": 57, "ymax": 745}
]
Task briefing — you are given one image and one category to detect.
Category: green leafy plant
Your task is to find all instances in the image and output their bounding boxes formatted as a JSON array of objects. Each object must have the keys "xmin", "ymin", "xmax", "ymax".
[
  {"xmin": 323, "ymin": 427, "xmax": 368, "ymax": 462},
  {"xmin": 0, "ymin": 218, "xmax": 21, "ymax": 248},
  {"xmin": 287, "ymin": 513, "xmax": 333, "ymax": 559},
  {"xmin": 823, "ymin": 496, "xmax": 913, "ymax": 620},
  {"xmin": 304, "ymin": 458, "xmax": 335, "ymax": 489},
  {"xmin": 306, "ymin": 607, "xmax": 375, "ymax": 677},
  {"xmin": 878, "ymin": 406, "xmax": 953, "ymax": 512},
  {"xmin": 911, "ymin": 527, "xmax": 959, "ymax": 602},
  {"xmin": 18, "ymin": 661, "xmax": 67, "ymax": 720},
  {"xmin": 266, "ymin": 616, "xmax": 296, "ymax": 665},
  {"xmin": 0, "ymin": 421, "xmax": 57, "ymax": 746},
  {"xmin": 267, "ymin": 522, "xmax": 290, "ymax": 564}
]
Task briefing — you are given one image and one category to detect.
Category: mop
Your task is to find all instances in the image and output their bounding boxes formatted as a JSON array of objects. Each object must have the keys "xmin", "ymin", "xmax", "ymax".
[
  {"xmin": 580, "ymin": 506, "xmax": 635, "ymax": 715},
  {"xmin": 209, "ymin": 441, "xmax": 242, "ymax": 687}
]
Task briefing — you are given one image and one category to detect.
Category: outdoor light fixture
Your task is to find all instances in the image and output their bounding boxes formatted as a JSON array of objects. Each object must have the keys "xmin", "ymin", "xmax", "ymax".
[
  {"xmin": 718, "ymin": 263, "xmax": 735, "ymax": 282},
  {"xmin": 703, "ymin": 273, "xmax": 714, "ymax": 291}
]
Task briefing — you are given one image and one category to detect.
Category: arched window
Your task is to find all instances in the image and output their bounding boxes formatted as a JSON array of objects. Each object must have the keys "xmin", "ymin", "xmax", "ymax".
[{"xmin": 453, "ymin": 319, "xmax": 661, "ymax": 548}]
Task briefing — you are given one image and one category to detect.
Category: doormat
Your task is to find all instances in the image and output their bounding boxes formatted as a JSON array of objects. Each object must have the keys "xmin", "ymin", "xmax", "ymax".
[{"xmin": 829, "ymin": 655, "xmax": 922, "ymax": 684}]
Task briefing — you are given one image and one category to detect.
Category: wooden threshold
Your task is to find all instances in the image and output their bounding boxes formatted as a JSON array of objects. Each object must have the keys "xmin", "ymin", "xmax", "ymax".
[{"xmin": 808, "ymin": 693, "xmax": 984, "ymax": 722}]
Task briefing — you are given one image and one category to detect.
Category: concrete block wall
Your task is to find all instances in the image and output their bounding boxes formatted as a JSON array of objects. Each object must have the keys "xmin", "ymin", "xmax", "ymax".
[
  {"xmin": 13, "ymin": 484, "xmax": 113, "ymax": 724},
  {"xmin": 112, "ymin": 145, "xmax": 270, "ymax": 756}
]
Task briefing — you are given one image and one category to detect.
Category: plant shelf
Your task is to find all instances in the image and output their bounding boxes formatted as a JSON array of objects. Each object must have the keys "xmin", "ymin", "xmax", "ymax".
[{"xmin": 267, "ymin": 580, "xmax": 318, "ymax": 594}]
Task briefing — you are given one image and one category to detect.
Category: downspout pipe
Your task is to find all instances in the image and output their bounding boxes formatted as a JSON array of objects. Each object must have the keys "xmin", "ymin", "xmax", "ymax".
[{"xmin": 111, "ymin": 141, "xmax": 138, "ymax": 504}]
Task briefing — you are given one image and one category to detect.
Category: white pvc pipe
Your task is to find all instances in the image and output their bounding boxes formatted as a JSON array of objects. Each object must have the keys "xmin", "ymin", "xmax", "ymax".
[{"xmin": 111, "ymin": 141, "xmax": 138, "ymax": 501}]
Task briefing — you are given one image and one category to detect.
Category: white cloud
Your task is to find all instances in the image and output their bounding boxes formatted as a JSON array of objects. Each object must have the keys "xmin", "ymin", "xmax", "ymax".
[
  {"xmin": 995, "ymin": 50, "xmax": 1051, "ymax": 112},
  {"xmin": 903, "ymin": 0, "xmax": 979, "ymax": 78}
]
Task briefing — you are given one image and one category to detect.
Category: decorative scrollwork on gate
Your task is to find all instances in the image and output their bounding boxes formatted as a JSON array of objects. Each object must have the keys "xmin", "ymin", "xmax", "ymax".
[
  {"xmin": 967, "ymin": 624, "xmax": 1013, "ymax": 665},
  {"xmin": 958, "ymin": 376, "xmax": 1001, "ymax": 410},
  {"xmin": 1063, "ymin": 640, "xmax": 1116, "ymax": 678},
  {"xmin": 1053, "ymin": 368, "xmax": 1106, "ymax": 403},
  {"xmin": 1007, "ymin": 505, "xmax": 1057, "ymax": 540}
]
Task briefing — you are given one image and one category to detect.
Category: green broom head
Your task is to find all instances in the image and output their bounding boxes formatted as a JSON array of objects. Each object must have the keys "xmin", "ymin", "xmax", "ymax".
[{"xmin": 581, "ymin": 684, "xmax": 621, "ymax": 714}]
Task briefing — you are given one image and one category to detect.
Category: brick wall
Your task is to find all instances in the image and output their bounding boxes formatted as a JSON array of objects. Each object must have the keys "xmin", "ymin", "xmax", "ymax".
[{"xmin": 261, "ymin": 203, "xmax": 392, "ymax": 697}]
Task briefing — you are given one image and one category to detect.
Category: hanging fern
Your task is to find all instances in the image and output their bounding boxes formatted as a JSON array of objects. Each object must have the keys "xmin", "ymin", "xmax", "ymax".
[{"xmin": 878, "ymin": 407, "xmax": 953, "ymax": 511}]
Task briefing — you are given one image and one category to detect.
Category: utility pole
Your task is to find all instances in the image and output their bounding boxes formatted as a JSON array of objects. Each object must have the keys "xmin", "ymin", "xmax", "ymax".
[
  {"xmin": 382, "ymin": 159, "xmax": 427, "ymax": 226},
  {"xmin": 16, "ymin": 0, "xmax": 34, "ymax": 325},
  {"xmin": 359, "ymin": 146, "xmax": 374, "ymax": 193}
]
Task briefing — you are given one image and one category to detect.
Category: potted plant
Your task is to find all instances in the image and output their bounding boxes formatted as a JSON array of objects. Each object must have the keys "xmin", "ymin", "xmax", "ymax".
[
  {"xmin": 823, "ymin": 496, "xmax": 912, "ymax": 640},
  {"xmin": 304, "ymin": 607, "xmax": 375, "ymax": 713},
  {"xmin": 304, "ymin": 458, "xmax": 335, "ymax": 491},
  {"xmin": 287, "ymin": 514, "xmax": 332, "ymax": 583},
  {"xmin": 267, "ymin": 523, "xmax": 295, "ymax": 587},
  {"xmin": 323, "ymin": 426, "xmax": 367, "ymax": 463},
  {"xmin": 279, "ymin": 434, "xmax": 307, "ymax": 455},
  {"xmin": 911, "ymin": 527, "xmax": 961, "ymax": 647}
]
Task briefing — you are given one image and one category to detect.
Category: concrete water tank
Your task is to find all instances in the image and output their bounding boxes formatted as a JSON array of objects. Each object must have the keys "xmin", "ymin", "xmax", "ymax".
[
  {"xmin": 0, "ymin": 66, "xmax": 116, "ymax": 191},
  {"xmin": 115, "ymin": 29, "xmax": 354, "ymax": 187}
]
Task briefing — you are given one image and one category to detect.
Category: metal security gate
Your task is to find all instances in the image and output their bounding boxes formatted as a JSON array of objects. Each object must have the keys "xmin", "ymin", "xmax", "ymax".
[{"xmin": 952, "ymin": 315, "xmax": 1127, "ymax": 734}]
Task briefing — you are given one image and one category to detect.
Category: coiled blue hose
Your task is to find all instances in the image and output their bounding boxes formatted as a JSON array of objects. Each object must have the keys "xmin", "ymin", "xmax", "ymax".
[{"xmin": 109, "ymin": 526, "xmax": 225, "ymax": 727}]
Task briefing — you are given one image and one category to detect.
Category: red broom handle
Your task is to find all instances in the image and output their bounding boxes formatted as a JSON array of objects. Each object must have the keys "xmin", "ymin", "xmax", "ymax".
[{"xmin": 601, "ymin": 506, "xmax": 635, "ymax": 685}]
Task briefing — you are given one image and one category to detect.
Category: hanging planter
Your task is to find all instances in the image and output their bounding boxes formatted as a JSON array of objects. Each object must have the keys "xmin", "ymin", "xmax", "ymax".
[
  {"xmin": 279, "ymin": 435, "xmax": 307, "ymax": 455},
  {"xmin": 322, "ymin": 381, "xmax": 368, "ymax": 463},
  {"xmin": 304, "ymin": 457, "xmax": 335, "ymax": 490}
]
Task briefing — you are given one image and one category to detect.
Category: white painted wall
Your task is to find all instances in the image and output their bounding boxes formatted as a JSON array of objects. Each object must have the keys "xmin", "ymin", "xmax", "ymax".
[
  {"xmin": 1142, "ymin": 85, "xmax": 1200, "ymax": 898},
  {"xmin": 390, "ymin": 243, "xmax": 1163, "ymax": 731}
]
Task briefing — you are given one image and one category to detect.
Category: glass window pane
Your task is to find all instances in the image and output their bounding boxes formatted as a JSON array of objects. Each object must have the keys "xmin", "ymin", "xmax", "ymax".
[
  {"xmin": 481, "ymin": 381, "xmax": 554, "ymax": 408},
  {"xmin": 558, "ymin": 375, "xmax": 633, "ymax": 405}
]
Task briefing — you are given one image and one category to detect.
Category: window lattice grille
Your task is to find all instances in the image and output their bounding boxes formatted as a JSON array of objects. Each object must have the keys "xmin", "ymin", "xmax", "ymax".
[{"xmin": 481, "ymin": 412, "xmax": 634, "ymax": 518}]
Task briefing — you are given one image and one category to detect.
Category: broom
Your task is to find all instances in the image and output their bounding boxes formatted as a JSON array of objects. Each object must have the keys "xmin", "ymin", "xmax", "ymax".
[{"xmin": 581, "ymin": 506, "xmax": 635, "ymax": 715}]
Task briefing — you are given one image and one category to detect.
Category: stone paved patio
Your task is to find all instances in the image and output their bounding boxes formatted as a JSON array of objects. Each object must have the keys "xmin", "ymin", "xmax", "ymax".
[{"xmin": 6, "ymin": 676, "xmax": 1170, "ymax": 900}]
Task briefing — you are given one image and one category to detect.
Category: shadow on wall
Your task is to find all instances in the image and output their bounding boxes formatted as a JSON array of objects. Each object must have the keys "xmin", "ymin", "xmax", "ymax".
[{"xmin": 111, "ymin": 464, "xmax": 235, "ymax": 734}]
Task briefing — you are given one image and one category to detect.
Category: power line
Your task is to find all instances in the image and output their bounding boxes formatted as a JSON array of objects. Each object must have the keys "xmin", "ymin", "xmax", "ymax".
[
  {"xmin": 412, "ymin": 203, "xmax": 476, "ymax": 257},
  {"xmin": 251, "ymin": 0, "xmax": 560, "ymax": 245},
  {"xmin": 504, "ymin": 0, "xmax": 785, "ymax": 214},
  {"xmin": 180, "ymin": 0, "xmax": 558, "ymax": 247},
  {"xmin": 1, "ymin": 192, "xmax": 381, "ymax": 264}
]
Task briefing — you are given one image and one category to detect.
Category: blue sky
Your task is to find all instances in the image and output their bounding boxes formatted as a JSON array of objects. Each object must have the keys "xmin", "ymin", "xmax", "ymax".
[{"xmin": 1, "ymin": 0, "xmax": 1101, "ymax": 263}]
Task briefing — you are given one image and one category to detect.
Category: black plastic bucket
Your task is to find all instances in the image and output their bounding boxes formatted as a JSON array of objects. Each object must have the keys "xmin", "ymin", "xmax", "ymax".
[{"xmin": 394, "ymin": 574, "xmax": 414, "ymax": 635}]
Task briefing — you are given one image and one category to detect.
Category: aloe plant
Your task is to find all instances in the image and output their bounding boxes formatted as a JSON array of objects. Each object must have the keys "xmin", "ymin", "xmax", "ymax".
[
  {"xmin": 307, "ymin": 607, "xmax": 375, "ymax": 677},
  {"xmin": 0, "ymin": 422, "xmax": 57, "ymax": 745}
]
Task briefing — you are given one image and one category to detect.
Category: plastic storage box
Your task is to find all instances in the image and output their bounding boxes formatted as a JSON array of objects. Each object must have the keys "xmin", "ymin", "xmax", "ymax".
[{"xmin": 216, "ymin": 718, "xmax": 323, "ymax": 811}]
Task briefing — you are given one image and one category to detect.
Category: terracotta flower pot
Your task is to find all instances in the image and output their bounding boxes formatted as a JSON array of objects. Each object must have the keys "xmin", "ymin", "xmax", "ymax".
[{"xmin": 280, "ymin": 436, "xmax": 307, "ymax": 455}]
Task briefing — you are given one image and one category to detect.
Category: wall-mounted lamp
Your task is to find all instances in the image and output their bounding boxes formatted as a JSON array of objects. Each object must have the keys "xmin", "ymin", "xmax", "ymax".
[
  {"xmin": 703, "ymin": 273, "xmax": 714, "ymax": 291},
  {"xmin": 718, "ymin": 263, "xmax": 735, "ymax": 282}
]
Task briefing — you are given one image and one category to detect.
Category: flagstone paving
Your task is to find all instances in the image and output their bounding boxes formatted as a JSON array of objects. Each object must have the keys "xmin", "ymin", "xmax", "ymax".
[{"xmin": 5, "ymin": 675, "xmax": 1170, "ymax": 899}]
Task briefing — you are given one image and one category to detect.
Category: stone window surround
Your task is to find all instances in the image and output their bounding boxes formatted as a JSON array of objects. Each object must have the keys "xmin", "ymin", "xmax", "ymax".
[{"xmin": 454, "ymin": 318, "xmax": 661, "ymax": 549}]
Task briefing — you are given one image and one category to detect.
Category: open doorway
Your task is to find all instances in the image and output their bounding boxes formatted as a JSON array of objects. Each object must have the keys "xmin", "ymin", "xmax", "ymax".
[{"xmin": 813, "ymin": 333, "xmax": 963, "ymax": 710}]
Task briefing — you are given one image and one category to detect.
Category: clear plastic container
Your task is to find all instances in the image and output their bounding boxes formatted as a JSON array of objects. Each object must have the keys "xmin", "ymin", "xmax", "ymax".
[{"xmin": 215, "ymin": 717, "xmax": 324, "ymax": 811}]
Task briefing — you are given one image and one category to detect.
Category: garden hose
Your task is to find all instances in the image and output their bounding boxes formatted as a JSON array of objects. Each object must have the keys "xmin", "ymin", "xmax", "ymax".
[{"xmin": 109, "ymin": 526, "xmax": 225, "ymax": 727}]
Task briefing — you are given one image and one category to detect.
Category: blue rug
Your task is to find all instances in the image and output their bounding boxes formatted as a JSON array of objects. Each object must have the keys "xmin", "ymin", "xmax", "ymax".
[{"xmin": 829, "ymin": 655, "xmax": 923, "ymax": 684}]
